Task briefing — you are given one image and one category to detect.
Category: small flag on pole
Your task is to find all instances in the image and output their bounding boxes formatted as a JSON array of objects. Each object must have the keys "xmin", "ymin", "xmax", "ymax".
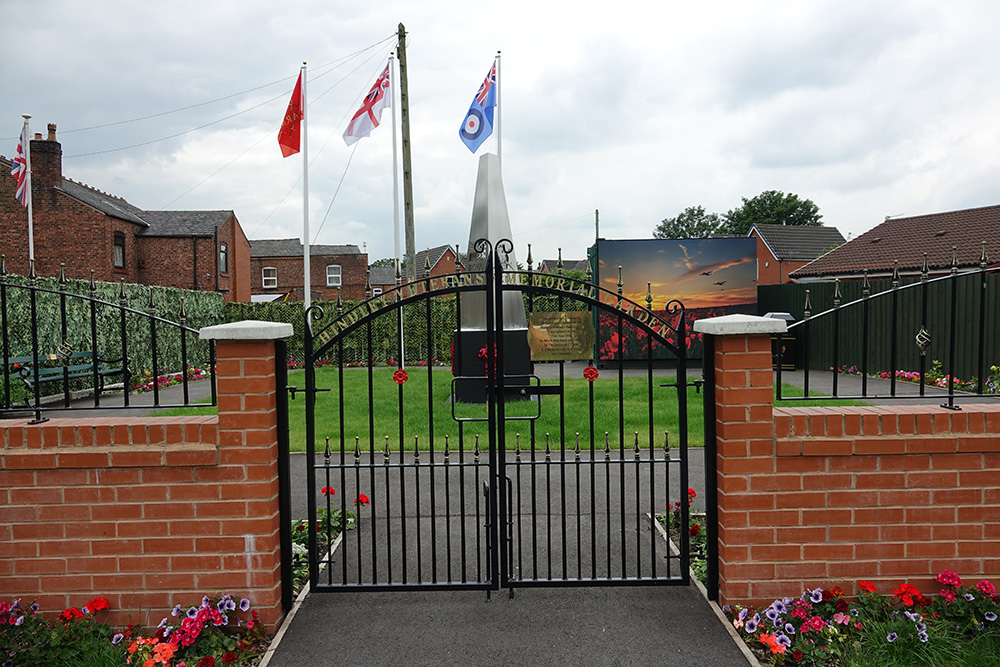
[
  {"xmin": 459, "ymin": 62, "xmax": 496, "ymax": 154},
  {"xmin": 343, "ymin": 63, "xmax": 391, "ymax": 146},
  {"xmin": 278, "ymin": 72, "xmax": 303, "ymax": 157},
  {"xmin": 10, "ymin": 124, "xmax": 29, "ymax": 206}
]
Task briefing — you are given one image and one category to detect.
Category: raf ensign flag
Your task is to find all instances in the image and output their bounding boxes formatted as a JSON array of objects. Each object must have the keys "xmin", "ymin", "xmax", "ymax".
[
  {"xmin": 343, "ymin": 63, "xmax": 391, "ymax": 146},
  {"xmin": 459, "ymin": 62, "xmax": 496, "ymax": 154},
  {"xmin": 278, "ymin": 72, "xmax": 303, "ymax": 158}
]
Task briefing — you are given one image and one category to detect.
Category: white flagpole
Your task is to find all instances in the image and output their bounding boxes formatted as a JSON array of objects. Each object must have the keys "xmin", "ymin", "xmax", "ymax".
[
  {"xmin": 495, "ymin": 52, "xmax": 501, "ymax": 173},
  {"xmin": 390, "ymin": 55, "xmax": 400, "ymax": 275},
  {"xmin": 390, "ymin": 53, "xmax": 405, "ymax": 370},
  {"xmin": 301, "ymin": 62, "xmax": 311, "ymax": 311},
  {"xmin": 22, "ymin": 115, "xmax": 34, "ymax": 262}
]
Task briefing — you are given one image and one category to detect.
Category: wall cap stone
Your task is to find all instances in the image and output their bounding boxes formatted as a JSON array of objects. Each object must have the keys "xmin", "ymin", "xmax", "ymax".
[
  {"xmin": 694, "ymin": 314, "xmax": 787, "ymax": 336},
  {"xmin": 199, "ymin": 320, "xmax": 294, "ymax": 341}
]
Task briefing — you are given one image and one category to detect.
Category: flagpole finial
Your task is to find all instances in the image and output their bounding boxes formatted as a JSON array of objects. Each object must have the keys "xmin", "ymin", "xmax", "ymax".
[{"xmin": 22, "ymin": 114, "xmax": 31, "ymax": 120}]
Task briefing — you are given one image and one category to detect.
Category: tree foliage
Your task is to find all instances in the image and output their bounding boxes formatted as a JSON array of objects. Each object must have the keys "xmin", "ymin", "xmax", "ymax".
[
  {"xmin": 722, "ymin": 190, "xmax": 822, "ymax": 235},
  {"xmin": 653, "ymin": 206, "xmax": 722, "ymax": 239}
]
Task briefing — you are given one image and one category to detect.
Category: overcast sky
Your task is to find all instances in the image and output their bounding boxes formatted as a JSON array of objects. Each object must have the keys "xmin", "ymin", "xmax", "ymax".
[{"xmin": 3, "ymin": 0, "xmax": 998, "ymax": 269}]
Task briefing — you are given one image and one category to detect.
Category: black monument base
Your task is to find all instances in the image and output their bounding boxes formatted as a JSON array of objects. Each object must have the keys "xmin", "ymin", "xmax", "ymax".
[{"xmin": 452, "ymin": 329, "xmax": 532, "ymax": 403}]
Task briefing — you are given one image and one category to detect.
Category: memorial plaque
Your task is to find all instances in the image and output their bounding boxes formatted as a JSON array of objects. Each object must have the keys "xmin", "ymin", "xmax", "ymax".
[{"xmin": 527, "ymin": 311, "xmax": 595, "ymax": 361}]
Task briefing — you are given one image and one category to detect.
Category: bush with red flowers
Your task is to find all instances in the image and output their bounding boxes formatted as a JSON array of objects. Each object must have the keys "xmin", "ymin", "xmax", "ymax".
[{"xmin": 726, "ymin": 571, "xmax": 999, "ymax": 666}]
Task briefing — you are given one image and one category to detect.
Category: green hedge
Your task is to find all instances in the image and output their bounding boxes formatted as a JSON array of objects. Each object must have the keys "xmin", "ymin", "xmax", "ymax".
[{"xmin": 1, "ymin": 273, "xmax": 224, "ymax": 391}]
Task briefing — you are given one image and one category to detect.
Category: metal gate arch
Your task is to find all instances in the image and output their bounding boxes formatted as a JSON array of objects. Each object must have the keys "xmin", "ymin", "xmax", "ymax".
[{"xmin": 300, "ymin": 239, "xmax": 699, "ymax": 592}]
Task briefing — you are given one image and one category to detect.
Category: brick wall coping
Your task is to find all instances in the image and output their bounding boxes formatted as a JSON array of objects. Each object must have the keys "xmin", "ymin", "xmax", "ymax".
[
  {"xmin": 199, "ymin": 320, "xmax": 293, "ymax": 340},
  {"xmin": 694, "ymin": 313, "xmax": 787, "ymax": 336}
]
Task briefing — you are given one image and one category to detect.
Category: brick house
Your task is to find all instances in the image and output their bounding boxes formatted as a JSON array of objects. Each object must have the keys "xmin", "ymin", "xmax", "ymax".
[
  {"xmin": 0, "ymin": 124, "xmax": 250, "ymax": 301},
  {"xmin": 249, "ymin": 239, "xmax": 368, "ymax": 301},
  {"xmin": 538, "ymin": 258, "xmax": 589, "ymax": 274},
  {"xmin": 748, "ymin": 224, "xmax": 845, "ymax": 285},
  {"xmin": 412, "ymin": 244, "xmax": 461, "ymax": 279},
  {"xmin": 789, "ymin": 205, "xmax": 1000, "ymax": 281}
]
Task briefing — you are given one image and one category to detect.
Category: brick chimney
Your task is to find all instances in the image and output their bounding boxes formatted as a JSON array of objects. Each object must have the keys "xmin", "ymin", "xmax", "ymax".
[{"xmin": 30, "ymin": 123, "xmax": 62, "ymax": 190}]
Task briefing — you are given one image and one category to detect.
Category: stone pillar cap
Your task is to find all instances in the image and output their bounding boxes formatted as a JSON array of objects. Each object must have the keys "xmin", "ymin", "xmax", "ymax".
[
  {"xmin": 199, "ymin": 320, "xmax": 294, "ymax": 341},
  {"xmin": 693, "ymin": 314, "xmax": 787, "ymax": 336}
]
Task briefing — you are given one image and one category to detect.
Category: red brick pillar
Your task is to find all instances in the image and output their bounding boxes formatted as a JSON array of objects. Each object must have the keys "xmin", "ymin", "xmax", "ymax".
[
  {"xmin": 694, "ymin": 315, "xmax": 785, "ymax": 606},
  {"xmin": 199, "ymin": 320, "xmax": 292, "ymax": 630}
]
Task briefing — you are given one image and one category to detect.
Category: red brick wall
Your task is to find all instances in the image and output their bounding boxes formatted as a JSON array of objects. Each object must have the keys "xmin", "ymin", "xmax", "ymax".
[
  {"xmin": 250, "ymin": 252, "xmax": 368, "ymax": 301},
  {"xmin": 749, "ymin": 231, "xmax": 809, "ymax": 285},
  {"xmin": 0, "ymin": 338, "xmax": 284, "ymax": 630},
  {"xmin": 710, "ymin": 332, "xmax": 1000, "ymax": 606}
]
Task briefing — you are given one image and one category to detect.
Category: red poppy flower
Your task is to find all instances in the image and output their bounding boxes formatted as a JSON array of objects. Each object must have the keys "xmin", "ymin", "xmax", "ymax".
[
  {"xmin": 321, "ymin": 486, "xmax": 335, "ymax": 496},
  {"xmin": 355, "ymin": 494, "xmax": 370, "ymax": 505},
  {"xmin": 858, "ymin": 581, "xmax": 876, "ymax": 593},
  {"xmin": 87, "ymin": 597, "xmax": 110, "ymax": 612},
  {"xmin": 393, "ymin": 369, "xmax": 408, "ymax": 384},
  {"xmin": 58, "ymin": 607, "xmax": 84, "ymax": 622},
  {"xmin": 689, "ymin": 523, "xmax": 700, "ymax": 537},
  {"xmin": 583, "ymin": 366, "xmax": 599, "ymax": 382}
]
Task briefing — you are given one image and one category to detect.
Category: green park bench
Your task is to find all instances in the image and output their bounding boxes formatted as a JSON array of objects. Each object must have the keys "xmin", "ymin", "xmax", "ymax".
[{"xmin": 4, "ymin": 350, "xmax": 129, "ymax": 398}]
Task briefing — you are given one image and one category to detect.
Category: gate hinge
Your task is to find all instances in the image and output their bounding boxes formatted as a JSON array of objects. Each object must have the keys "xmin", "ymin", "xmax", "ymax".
[{"xmin": 659, "ymin": 378, "xmax": 705, "ymax": 393}]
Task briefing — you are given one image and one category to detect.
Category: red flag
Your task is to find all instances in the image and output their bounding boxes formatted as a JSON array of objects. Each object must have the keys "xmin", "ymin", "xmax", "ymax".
[{"xmin": 278, "ymin": 72, "xmax": 303, "ymax": 157}]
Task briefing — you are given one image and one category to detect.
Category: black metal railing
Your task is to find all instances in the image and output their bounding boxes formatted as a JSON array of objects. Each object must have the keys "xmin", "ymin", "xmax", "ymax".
[
  {"xmin": 1, "ymin": 260, "xmax": 216, "ymax": 423},
  {"xmin": 775, "ymin": 245, "xmax": 999, "ymax": 408}
]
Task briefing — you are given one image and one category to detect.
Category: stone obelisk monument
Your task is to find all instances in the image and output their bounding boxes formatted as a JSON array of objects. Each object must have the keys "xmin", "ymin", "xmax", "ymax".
[{"xmin": 453, "ymin": 153, "xmax": 531, "ymax": 402}]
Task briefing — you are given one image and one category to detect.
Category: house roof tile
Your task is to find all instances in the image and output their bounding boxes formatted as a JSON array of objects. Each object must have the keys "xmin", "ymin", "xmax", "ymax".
[
  {"xmin": 249, "ymin": 239, "xmax": 362, "ymax": 258},
  {"xmin": 790, "ymin": 205, "xmax": 1000, "ymax": 278},
  {"xmin": 749, "ymin": 224, "xmax": 845, "ymax": 261}
]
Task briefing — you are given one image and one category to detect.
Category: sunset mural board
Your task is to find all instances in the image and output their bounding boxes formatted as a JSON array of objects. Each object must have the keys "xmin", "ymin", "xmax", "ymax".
[{"xmin": 589, "ymin": 238, "xmax": 757, "ymax": 361}]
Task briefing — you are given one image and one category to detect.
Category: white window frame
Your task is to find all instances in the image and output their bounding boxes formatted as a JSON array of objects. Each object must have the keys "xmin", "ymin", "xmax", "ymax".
[
  {"xmin": 219, "ymin": 242, "xmax": 228, "ymax": 274},
  {"xmin": 262, "ymin": 267, "xmax": 277, "ymax": 288},
  {"xmin": 372, "ymin": 287, "xmax": 383, "ymax": 296},
  {"xmin": 326, "ymin": 264, "xmax": 342, "ymax": 287}
]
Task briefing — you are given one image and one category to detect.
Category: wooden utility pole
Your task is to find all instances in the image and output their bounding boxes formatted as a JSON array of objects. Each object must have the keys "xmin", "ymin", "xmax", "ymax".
[{"xmin": 397, "ymin": 23, "xmax": 416, "ymax": 280}]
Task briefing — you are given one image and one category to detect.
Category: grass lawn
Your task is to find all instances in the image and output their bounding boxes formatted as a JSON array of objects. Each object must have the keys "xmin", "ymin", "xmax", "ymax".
[{"xmin": 155, "ymin": 374, "xmax": 866, "ymax": 453}]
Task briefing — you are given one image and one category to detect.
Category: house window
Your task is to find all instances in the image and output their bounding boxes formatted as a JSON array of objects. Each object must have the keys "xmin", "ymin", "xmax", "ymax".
[
  {"xmin": 113, "ymin": 232, "xmax": 125, "ymax": 269},
  {"xmin": 326, "ymin": 265, "xmax": 342, "ymax": 287},
  {"xmin": 446, "ymin": 275, "xmax": 457, "ymax": 288},
  {"xmin": 372, "ymin": 287, "xmax": 383, "ymax": 296},
  {"xmin": 219, "ymin": 243, "xmax": 228, "ymax": 274},
  {"xmin": 262, "ymin": 267, "xmax": 277, "ymax": 288}
]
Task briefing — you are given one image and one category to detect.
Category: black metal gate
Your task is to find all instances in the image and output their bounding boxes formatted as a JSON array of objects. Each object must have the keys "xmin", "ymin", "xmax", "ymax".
[{"xmin": 298, "ymin": 239, "xmax": 699, "ymax": 592}]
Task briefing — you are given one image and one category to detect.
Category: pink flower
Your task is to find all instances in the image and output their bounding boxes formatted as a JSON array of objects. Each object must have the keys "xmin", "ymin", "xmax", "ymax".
[
  {"xmin": 937, "ymin": 570, "xmax": 963, "ymax": 587},
  {"xmin": 977, "ymin": 581, "xmax": 996, "ymax": 597},
  {"xmin": 832, "ymin": 612, "xmax": 850, "ymax": 625},
  {"xmin": 941, "ymin": 588, "xmax": 957, "ymax": 602}
]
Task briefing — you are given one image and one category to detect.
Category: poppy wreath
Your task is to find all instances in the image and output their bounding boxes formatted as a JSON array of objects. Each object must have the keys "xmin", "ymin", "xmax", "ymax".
[
  {"xmin": 478, "ymin": 345, "xmax": 497, "ymax": 376},
  {"xmin": 583, "ymin": 366, "xmax": 599, "ymax": 382},
  {"xmin": 393, "ymin": 369, "xmax": 408, "ymax": 384}
]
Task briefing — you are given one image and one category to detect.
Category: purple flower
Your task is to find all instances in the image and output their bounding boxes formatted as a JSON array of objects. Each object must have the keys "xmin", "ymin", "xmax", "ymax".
[
  {"xmin": 744, "ymin": 618, "xmax": 758, "ymax": 634},
  {"xmin": 965, "ymin": 593, "xmax": 975, "ymax": 601},
  {"xmin": 737, "ymin": 608, "xmax": 748, "ymax": 622},
  {"xmin": 112, "ymin": 633, "xmax": 124, "ymax": 644},
  {"xmin": 784, "ymin": 623, "xmax": 796, "ymax": 635},
  {"xmin": 163, "ymin": 626, "xmax": 172, "ymax": 638},
  {"xmin": 81, "ymin": 607, "xmax": 90, "ymax": 615},
  {"xmin": 202, "ymin": 596, "xmax": 211, "ymax": 608},
  {"xmin": 918, "ymin": 631, "xmax": 929, "ymax": 642},
  {"xmin": 986, "ymin": 612, "xmax": 998, "ymax": 622},
  {"xmin": 157, "ymin": 617, "xmax": 168, "ymax": 629},
  {"xmin": 186, "ymin": 606, "xmax": 199, "ymax": 619},
  {"xmin": 171, "ymin": 604, "xmax": 182, "ymax": 616},
  {"xmin": 776, "ymin": 634, "xmax": 792, "ymax": 648},
  {"xmin": 809, "ymin": 588, "xmax": 824, "ymax": 603},
  {"xmin": 904, "ymin": 611, "xmax": 918, "ymax": 622},
  {"xmin": 30, "ymin": 602, "xmax": 39, "ymax": 613},
  {"xmin": 14, "ymin": 616, "xmax": 24, "ymax": 627},
  {"xmin": 765, "ymin": 607, "xmax": 780, "ymax": 622},
  {"xmin": 240, "ymin": 598, "xmax": 251, "ymax": 612},
  {"xmin": 887, "ymin": 632, "xmax": 898, "ymax": 643},
  {"xmin": 226, "ymin": 599, "xmax": 237, "ymax": 612}
]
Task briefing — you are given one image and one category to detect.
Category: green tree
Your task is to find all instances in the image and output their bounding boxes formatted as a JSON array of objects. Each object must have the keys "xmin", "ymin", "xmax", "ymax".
[
  {"xmin": 653, "ymin": 206, "xmax": 722, "ymax": 239},
  {"xmin": 370, "ymin": 257, "xmax": 399, "ymax": 269},
  {"xmin": 722, "ymin": 190, "xmax": 822, "ymax": 235}
]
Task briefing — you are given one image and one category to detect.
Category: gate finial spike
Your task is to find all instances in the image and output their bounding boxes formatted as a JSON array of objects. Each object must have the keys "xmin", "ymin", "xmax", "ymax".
[
  {"xmin": 585, "ymin": 260, "xmax": 593, "ymax": 283},
  {"xmin": 556, "ymin": 248, "xmax": 563, "ymax": 276},
  {"xmin": 616, "ymin": 266, "xmax": 623, "ymax": 298},
  {"xmin": 365, "ymin": 267, "xmax": 371, "ymax": 299},
  {"xmin": 605, "ymin": 432, "xmax": 611, "ymax": 459},
  {"xmin": 515, "ymin": 433, "xmax": 521, "ymax": 460},
  {"xmin": 355, "ymin": 436, "xmax": 361, "ymax": 464},
  {"xmin": 455, "ymin": 245, "xmax": 463, "ymax": 275},
  {"xmin": 526, "ymin": 243, "xmax": 533, "ymax": 271},
  {"xmin": 0, "ymin": 254, "xmax": 6, "ymax": 278},
  {"xmin": 179, "ymin": 297, "xmax": 187, "ymax": 324},
  {"xmin": 862, "ymin": 270, "xmax": 870, "ymax": 298},
  {"xmin": 646, "ymin": 282, "xmax": 653, "ymax": 311},
  {"xmin": 413, "ymin": 435, "xmax": 419, "ymax": 460},
  {"xmin": 58, "ymin": 263, "xmax": 67, "ymax": 289},
  {"xmin": 424, "ymin": 249, "xmax": 432, "ymax": 278},
  {"xmin": 444, "ymin": 435, "xmax": 450, "ymax": 459},
  {"xmin": 545, "ymin": 433, "xmax": 551, "ymax": 459},
  {"xmin": 891, "ymin": 260, "xmax": 900, "ymax": 288},
  {"xmin": 395, "ymin": 261, "xmax": 402, "ymax": 287},
  {"xmin": 324, "ymin": 437, "xmax": 331, "ymax": 463},
  {"xmin": 663, "ymin": 431, "xmax": 670, "ymax": 454},
  {"xmin": 474, "ymin": 435, "xmax": 480, "ymax": 462},
  {"xmin": 634, "ymin": 432, "xmax": 641, "ymax": 458},
  {"xmin": 951, "ymin": 245, "xmax": 959, "ymax": 274},
  {"xmin": 575, "ymin": 432, "xmax": 581, "ymax": 459},
  {"xmin": 803, "ymin": 289, "xmax": 811, "ymax": 318},
  {"xmin": 980, "ymin": 241, "xmax": 989, "ymax": 269},
  {"xmin": 336, "ymin": 289, "xmax": 343, "ymax": 316},
  {"xmin": 833, "ymin": 278, "xmax": 842, "ymax": 307},
  {"xmin": 921, "ymin": 252, "xmax": 929, "ymax": 281},
  {"xmin": 148, "ymin": 288, "xmax": 156, "ymax": 312},
  {"xmin": 28, "ymin": 259, "xmax": 36, "ymax": 283},
  {"xmin": 89, "ymin": 269, "xmax": 97, "ymax": 294},
  {"xmin": 119, "ymin": 279, "xmax": 127, "ymax": 305},
  {"xmin": 384, "ymin": 436, "xmax": 391, "ymax": 462}
]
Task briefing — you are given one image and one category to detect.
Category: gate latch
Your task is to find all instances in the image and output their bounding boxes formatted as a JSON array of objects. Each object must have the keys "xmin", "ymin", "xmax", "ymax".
[{"xmin": 286, "ymin": 386, "xmax": 331, "ymax": 400}]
